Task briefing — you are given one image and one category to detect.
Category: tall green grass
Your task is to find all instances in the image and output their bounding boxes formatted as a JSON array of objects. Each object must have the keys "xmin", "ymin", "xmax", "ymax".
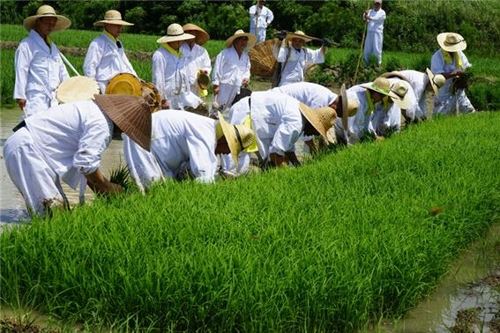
[{"xmin": 1, "ymin": 112, "xmax": 499, "ymax": 331}]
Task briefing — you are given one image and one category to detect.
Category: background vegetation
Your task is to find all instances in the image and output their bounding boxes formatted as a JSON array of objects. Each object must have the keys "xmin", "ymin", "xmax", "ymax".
[{"xmin": 1, "ymin": 112, "xmax": 499, "ymax": 331}]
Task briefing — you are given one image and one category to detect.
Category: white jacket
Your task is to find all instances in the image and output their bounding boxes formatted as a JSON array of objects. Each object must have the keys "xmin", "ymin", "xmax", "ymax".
[{"xmin": 276, "ymin": 44, "xmax": 324, "ymax": 86}]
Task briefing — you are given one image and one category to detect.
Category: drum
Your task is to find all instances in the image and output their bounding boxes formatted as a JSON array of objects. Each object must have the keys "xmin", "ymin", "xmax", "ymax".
[
  {"xmin": 56, "ymin": 76, "xmax": 100, "ymax": 103},
  {"xmin": 106, "ymin": 73, "xmax": 162, "ymax": 112}
]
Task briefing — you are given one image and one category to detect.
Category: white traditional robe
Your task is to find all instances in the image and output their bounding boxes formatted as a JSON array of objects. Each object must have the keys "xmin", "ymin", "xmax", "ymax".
[
  {"xmin": 225, "ymin": 91, "xmax": 303, "ymax": 173},
  {"xmin": 83, "ymin": 33, "xmax": 137, "ymax": 93},
  {"xmin": 4, "ymin": 101, "xmax": 112, "ymax": 215},
  {"xmin": 335, "ymin": 85, "xmax": 400, "ymax": 145},
  {"xmin": 363, "ymin": 8, "xmax": 386, "ymax": 65},
  {"xmin": 431, "ymin": 49, "xmax": 474, "ymax": 115},
  {"xmin": 14, "ymin": 30, "xmax": 69, "ymax": 118},
  {"xmin": 398, "ymin": 70, "xmax": 430, "ymax": 121},
  {"xmin": 180, "ymin": 43, "xmax": 212, "ymax": 96},
  {"xmin": 123, "ymin": 110, "xmax": 219, "ymax": 190},
  {"xmin": 153, "ymin": 47, "xmax": 202, "ymax": 110},
  {"xmin": 249, "ymin": 5, "xmax": 274, "ymax": 43},
  {"xmin": 272, "ymin": 82, "xmax": 337, "ymax": 108},
  {"xmin": 212, "ymin": 46, "xmax": 251, "ymax": 110},
  {"xmin": 276, "ymin": 44, "xmax": 324, "ymax": 87},
  {"xmin": 386, "ymin": 77, "xmax": 417, "ymax": 122}
]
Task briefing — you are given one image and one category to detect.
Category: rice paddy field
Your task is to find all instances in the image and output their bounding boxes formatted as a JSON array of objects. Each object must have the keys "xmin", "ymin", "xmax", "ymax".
[{"xmin": 1, "ymin": 111, "xmax": 499, "ymax": 331}]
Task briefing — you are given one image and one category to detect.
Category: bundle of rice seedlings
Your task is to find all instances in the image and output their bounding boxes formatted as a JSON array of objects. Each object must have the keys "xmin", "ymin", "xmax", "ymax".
[{"xmin": 109, "ymin": 164, "xmax": 133, "ymax": 191}]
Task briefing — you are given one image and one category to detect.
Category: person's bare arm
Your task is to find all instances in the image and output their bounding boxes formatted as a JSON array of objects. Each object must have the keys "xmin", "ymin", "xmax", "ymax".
[{"xmin": 85, "ymin": 169, "xmax": 123, "ymax": 195}]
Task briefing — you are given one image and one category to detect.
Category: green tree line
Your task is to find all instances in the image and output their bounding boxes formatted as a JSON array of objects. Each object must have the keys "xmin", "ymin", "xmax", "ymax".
[{"xmin": 1, "ymin": 0, "xmax": 499, "ymax": 55}]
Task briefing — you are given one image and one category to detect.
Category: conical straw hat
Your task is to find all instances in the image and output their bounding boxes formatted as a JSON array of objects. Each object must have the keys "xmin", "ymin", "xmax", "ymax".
[
  {"xmin": 182, "ymin": 23, "xmax": 210, "ymax": 45},
  {"xmin": 94, "ymin": 95, "xmax": 152, "ymax": 151},
  {"xmin": 218, "ymin": 112, "xmax": 256, "ymax": 164},
  {"xmin": 299, "ymin": 103, "xmax": 337, "ymax": 143},
  {"xmin": 23, "ymin": 5, "xmax": 71, "ymax": 32},
  {"xmin": 56, "ymin": 76, "xmax": 100, "ymax": 103}
]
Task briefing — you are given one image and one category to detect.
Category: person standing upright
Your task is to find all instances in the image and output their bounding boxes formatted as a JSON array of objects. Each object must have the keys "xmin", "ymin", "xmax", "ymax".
[
  {"xmin": 84, "ymin": 10, "xmax": 137, "ymax": 93},
  {"xmin": 249, "ymin": 0, "xmax": 274, "ymax": 43},
  {"xmin": 14, "ymin": 5, "xmax": 71, "ymax": 118},
  {"xmin": 363, "ymin": 0, "xmax": 386, "ymax": 66}
]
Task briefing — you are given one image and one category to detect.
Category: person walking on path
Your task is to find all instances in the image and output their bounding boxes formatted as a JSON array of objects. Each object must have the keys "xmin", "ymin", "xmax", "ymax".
[
  {"xmin": 84, "ymin": 10, "xmax": 137, "ymax": 93},
  {"xmin": 363, "ymin": 0, "xmax": 386, "ymax": 66},
  {"xmin": 14, "ymin": 5, "xmax": 71, "ymax": 118},
  {"xmin": 249, "ymin": 0, "xmax": 274, "ymax": 43}
]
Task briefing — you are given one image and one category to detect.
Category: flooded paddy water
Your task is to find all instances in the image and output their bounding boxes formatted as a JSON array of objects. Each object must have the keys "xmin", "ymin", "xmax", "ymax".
[{"xmin": 1, "ymin": 103, "xmax": 498, "ymax": 331}]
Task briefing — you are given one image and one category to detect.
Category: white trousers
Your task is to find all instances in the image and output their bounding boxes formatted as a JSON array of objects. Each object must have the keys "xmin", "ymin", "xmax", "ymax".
[
  {"xmin": 214, "ymin": 84, "xmax": 240, "ymax": 111},
  {"xmin": 4, "ymin": 128, "xmax": 67, "ymax": 216},
  {"xmin": 250, "ymin": 26, "xmax": 266, "ymax": 43},
  {"xmin": 364, "ymin": 31, "xmax": 383, "ymax": 65},
  {"xmin": 433, "ymin": 80, "xmax": 475, "ymax": 115}
]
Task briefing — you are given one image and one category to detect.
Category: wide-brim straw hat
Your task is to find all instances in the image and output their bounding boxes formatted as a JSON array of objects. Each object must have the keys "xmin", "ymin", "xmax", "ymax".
[
  {"xmin": 437, "ymin": 32, "xmax": 466, "ymax": 52},
  {"xmin": 361, "ymin": 77, "xmax": 393, "ymax": 97},
  {"xmin": 157, "ymin": 23, "xmax": 195, "ymax": 44},
  {"xmin": 218, "ymin": 112, "xmax": 256, "ymax": 164},
  {"xmin": 94, "ymin": 95, "xmax": 152, "ymax": 151},
  {"xmin": 339, "ymin": 84, "xmax": 359, "ymax": 130},
  {"xmin": 23, "ymin": 5, "xmax": 71, "ymax": 32},
  {"xmin": 56, "ymin": 76, "xmax": 100, "ymax": 103},
  {"xmin": 94, "ymin": 10, "xmax": 133, "ymax": 27},
  {"xmin": 182, "ymin": 23, "xmax": 210, "ymax": 45},
  {"xmin": 106, "ymin": 73, "xmax": 142, "ymax": 96},
  {"xmin": 226, "ymin": 30, "xmax": 256, "ymax": 48},
  {"xmin": 425, "ymin": 68, "xmax": 445, "ymax": 95},
  {"xmin": 286, "ymin": 30, "xmax": 314, "ymax": 43},
  {"xmin": 389, "ymin": 81, "xmax": 412, "ymax": 109},
  {"xmin": 299, "ymin": 103, "xmax": 337, "ymax": 144}
]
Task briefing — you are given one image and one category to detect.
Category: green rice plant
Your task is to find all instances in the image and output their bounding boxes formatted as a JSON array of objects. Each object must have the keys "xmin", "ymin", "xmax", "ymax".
[
  {"xmin": 1, "ymin": 112, "xmax": 499, "ymax": 331},
  {"xmin": 109, "ymin": 164, "xmax": 133, "ymax": 192}
]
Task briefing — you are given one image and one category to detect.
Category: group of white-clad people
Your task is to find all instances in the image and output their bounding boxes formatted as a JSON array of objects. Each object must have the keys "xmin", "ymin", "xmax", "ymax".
[{"xmin": 7, "ymin": 4, "xmax": 476, "ymax": 217}]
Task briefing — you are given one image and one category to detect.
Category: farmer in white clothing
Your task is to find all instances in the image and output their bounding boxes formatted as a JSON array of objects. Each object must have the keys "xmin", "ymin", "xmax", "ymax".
[
  {"xmin": 83, "ymin": 10, "xmax": 137, "ymax": 93},
  {"xmin": 14, "ymin": 5, "xmax": 71, "ymax": 118},
  {"xmin": 363, "ymin": 0, "xmax": 386, "ymax": 65},
  {"xmin": 123, "ymin": 111, "xmax": 256, "ymax": 189},
  {"xmin": 431, "ymin": 32, "xmax": 475, "ymax": 115},
  {"xmin": 153, "ymin": 24, "xmax": 202, "ymax": 111},
  {"xmin": 180, "ymin": 24, "xmax": 212, "ymax": 98},
  {"xmin": 4, "ymin": 95, "xmax": 153, "ymax": 217},
  {"xmin": 212, "ymin": 30, "xmax": 255, "ymax": 111},
  {"xmin": 382, "ymin": 69, "xmax": 446, "ymax": 121},
  {"xmin": 249, "ymin": 0, "xmax": 274, "ymax": 43},
  {"xmin": 226, "ymin": 91, "xmax": 336, "ymax": 173},
  {"xmin": 335, "ymin": 77, "xmax": 410, "ymax": 145},
  {"xmin": 276, "ymin": 31, "xmax": 325, "ymax": 87}
]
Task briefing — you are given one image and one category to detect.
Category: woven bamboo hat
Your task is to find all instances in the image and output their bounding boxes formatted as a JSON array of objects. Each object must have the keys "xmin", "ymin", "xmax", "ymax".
[
  {"xmin": 94, "ymin": 95, "xmax": 152, "ymax": 151},
  {"xmin": 94, "ymin": 10, "xmax": 133, "ymax": 27},
  {"xmin": 299, "ymin": 103, "xmax": 337, "ymax": 143},
  {"xmin": 23, "ymin": 5, "xmax": 71, "ymax": 32},
  {"xmin": 157, "ymin": 23, "xmax": 194, "ymax": 44},
  {"xmin": 286, "ymin": 30, "xmax": 314, "ymax": 43},
  {"xmin": 437, "ymin": 32, "xmax": 466, "ymax": 52},
  {"xmin": 182, "ymin": 23, "xmax": 210, "ymax": 45},
  {"xmin": 425, "ymin": 68, "xmax": 446, "ymax": 95},
  {"xmin": 218, "ymin": 112, "xmax": 256, "ymax": 164},
  {"xmin": 56, "ymin": 76, "xmax": 100, "ymax": 103},
  {"xmin": 226, "ymin": 30, "xmax": 256, "ymax": 48}
]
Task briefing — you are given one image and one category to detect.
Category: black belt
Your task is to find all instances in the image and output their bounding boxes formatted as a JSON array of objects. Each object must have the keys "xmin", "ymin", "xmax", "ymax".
[
  {"xmin": 12, "ymin": 120, "xmax": 26, "ymax": 132},
  {"xmin": 248, "ymin": 96, "xmax": 251, "ymax": 110}
]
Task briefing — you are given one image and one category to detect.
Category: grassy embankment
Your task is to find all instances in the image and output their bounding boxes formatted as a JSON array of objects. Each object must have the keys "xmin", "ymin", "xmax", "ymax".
[
  {"xmin": 1, "ymin": 24, "xmax": 498, "ymax": 110},
  {"xmin": 1, "ymin": 112, "xmax": 499, "ymax": 331}
]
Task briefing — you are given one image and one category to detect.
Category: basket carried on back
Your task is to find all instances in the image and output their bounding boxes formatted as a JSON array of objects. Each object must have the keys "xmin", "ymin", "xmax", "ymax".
[{"xmin": 249, "ymin": 38, "xmax": 279, "ymax": 78}]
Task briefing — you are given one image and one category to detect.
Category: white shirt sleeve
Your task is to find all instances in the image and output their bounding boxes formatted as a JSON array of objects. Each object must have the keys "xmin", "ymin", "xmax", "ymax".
[
  {"xmin": 200, "ymin": 48, "xmax": 212, "ymax": 75},
  {"xmin": 83, "ymin": 40, "xmax": 102, "ymax": 79},
  {"xmin": 276, "ymin": 42, "xmax": 289, "ymax": 62},
  {"xmin": 305, "ymin": 47, "xmax": 325, "ymax": 65},
  {"xmin": 212, "ymin": 52, "xmax": 223, "ymax": 86},
  {"xmin": 152, "ymin": 50, "xmax": 167, "ymax": 100},
  {"xmin": 73, "ymin": 118, "xmax": 111, "ymax": 176},
  {"xmin": 431, "ymin": 51, "xmax": 445, "ymax": 74},
  {"xmin": 266, "ymin": 8, "xmax": 274, "ymax": 25},
  {"xmin": 269, "ymin": 112, "xmax": 302, "ymax": 156},
  {"xmin": 14, "ymin": 43, "xmax": 31, "ymax": 100}
]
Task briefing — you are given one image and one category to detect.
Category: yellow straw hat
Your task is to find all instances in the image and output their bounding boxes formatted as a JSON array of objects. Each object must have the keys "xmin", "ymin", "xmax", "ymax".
[
  {"xmin": 56, "ymin": 77, "xmax": 100, "ymax": 103},
  {"xmin": 285, "ymin": 30, "xmax": 314, "ymax": 43},
  {"xmin": 218, "ymin": 112, "xmax": 256, "ymax": 164},
  {"xmin": 94, "ymin": 10, "xmax": 133, "ymax": 27},
  {"xmin": 182, "ymin": 23, "xmax": 210, "ymax": 45},
  {"xmin": 437, "ymin": 32, "xmax": 467, "ymax": 52},
  {"xmin": 23, "ymin": 5, "xmax": 71, "ymax": 32},
  {"xmin": 299, "ymin": 103, "xmax": 337, "ymax": 144},
  {"xmin": 106, "ymin": 73, "xmax": 142, "ymax": 96},
  {"xmin": 157, "ymin": 23, "xmax": 195, "ymax": 44},
  {"xmin": 225, "ymin": 30, "xmax": 257, "ymax": 48},
  {"xmin": 94, "ymin": 95, "xmax": 152, "ymax": 151}
]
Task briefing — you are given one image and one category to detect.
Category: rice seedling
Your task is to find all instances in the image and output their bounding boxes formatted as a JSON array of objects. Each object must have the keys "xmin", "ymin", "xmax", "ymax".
[
  {"xmin": 109, "ymin": 164, "xmax": 133, "ymax": 192},
  {"xmin": 1, "ymin": 112, "xmax": 499, "ymax": 331}
]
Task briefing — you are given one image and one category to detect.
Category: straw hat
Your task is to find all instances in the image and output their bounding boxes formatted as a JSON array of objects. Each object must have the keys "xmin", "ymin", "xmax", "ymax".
[
  {"xmin": 106, "ymin": 73, "xmax": 142, "ymax": 96},
  {"xmin": 361, "ymin": 77, "xmax": 393, "ymax": 97},
  {"xmin": 299, "ymin": 103, "xmax": 337, "ymax": 143},
  {"xmin": 437, "ymin": 32, "xmax": 466, "ymax": 52},
  {"xmin": 389, "ymin": 81, "xmax": 412, "ymax": 109},
  {"xmin": 339, "ymin": 84, "xmax": 359, "ymax": 132},
  {"xmin": 380, "ymin": 71, "xmax": 409, "ymax": 82},
  {"xmin": 225, "ymin": 30, "xmax": 256, "ymax": 48},
  {"xmin": 425, "ymin": 68, "xmax": 446, "ymax": 95},
  {"xmin": 23, "ymin": 5, "xmax": 71, "ymax": 32},
  {"xmin": 94, "ymin": 10, "xmax": 133, "ymax": 27},
  {"xmin": 94, "ymin": 95, "xmax": 152, "ymax": 151},
  {"xmin": 286, "ymin": 30, "xmax": 314, "ymax": 43},
  {"xmin": 182, "ymin": 23, "xmax": 210, "ymax": 45},
  {"xmin": 56, "ymin": 76, "xmax": 100, "ymax": 103},
  {"xmin": 218, "ymin": 112, "xmax": 256, "ymax": 164},
  {"xmin": 157, "ymin": 24, "xmax": 195, "ymax": 44}
]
